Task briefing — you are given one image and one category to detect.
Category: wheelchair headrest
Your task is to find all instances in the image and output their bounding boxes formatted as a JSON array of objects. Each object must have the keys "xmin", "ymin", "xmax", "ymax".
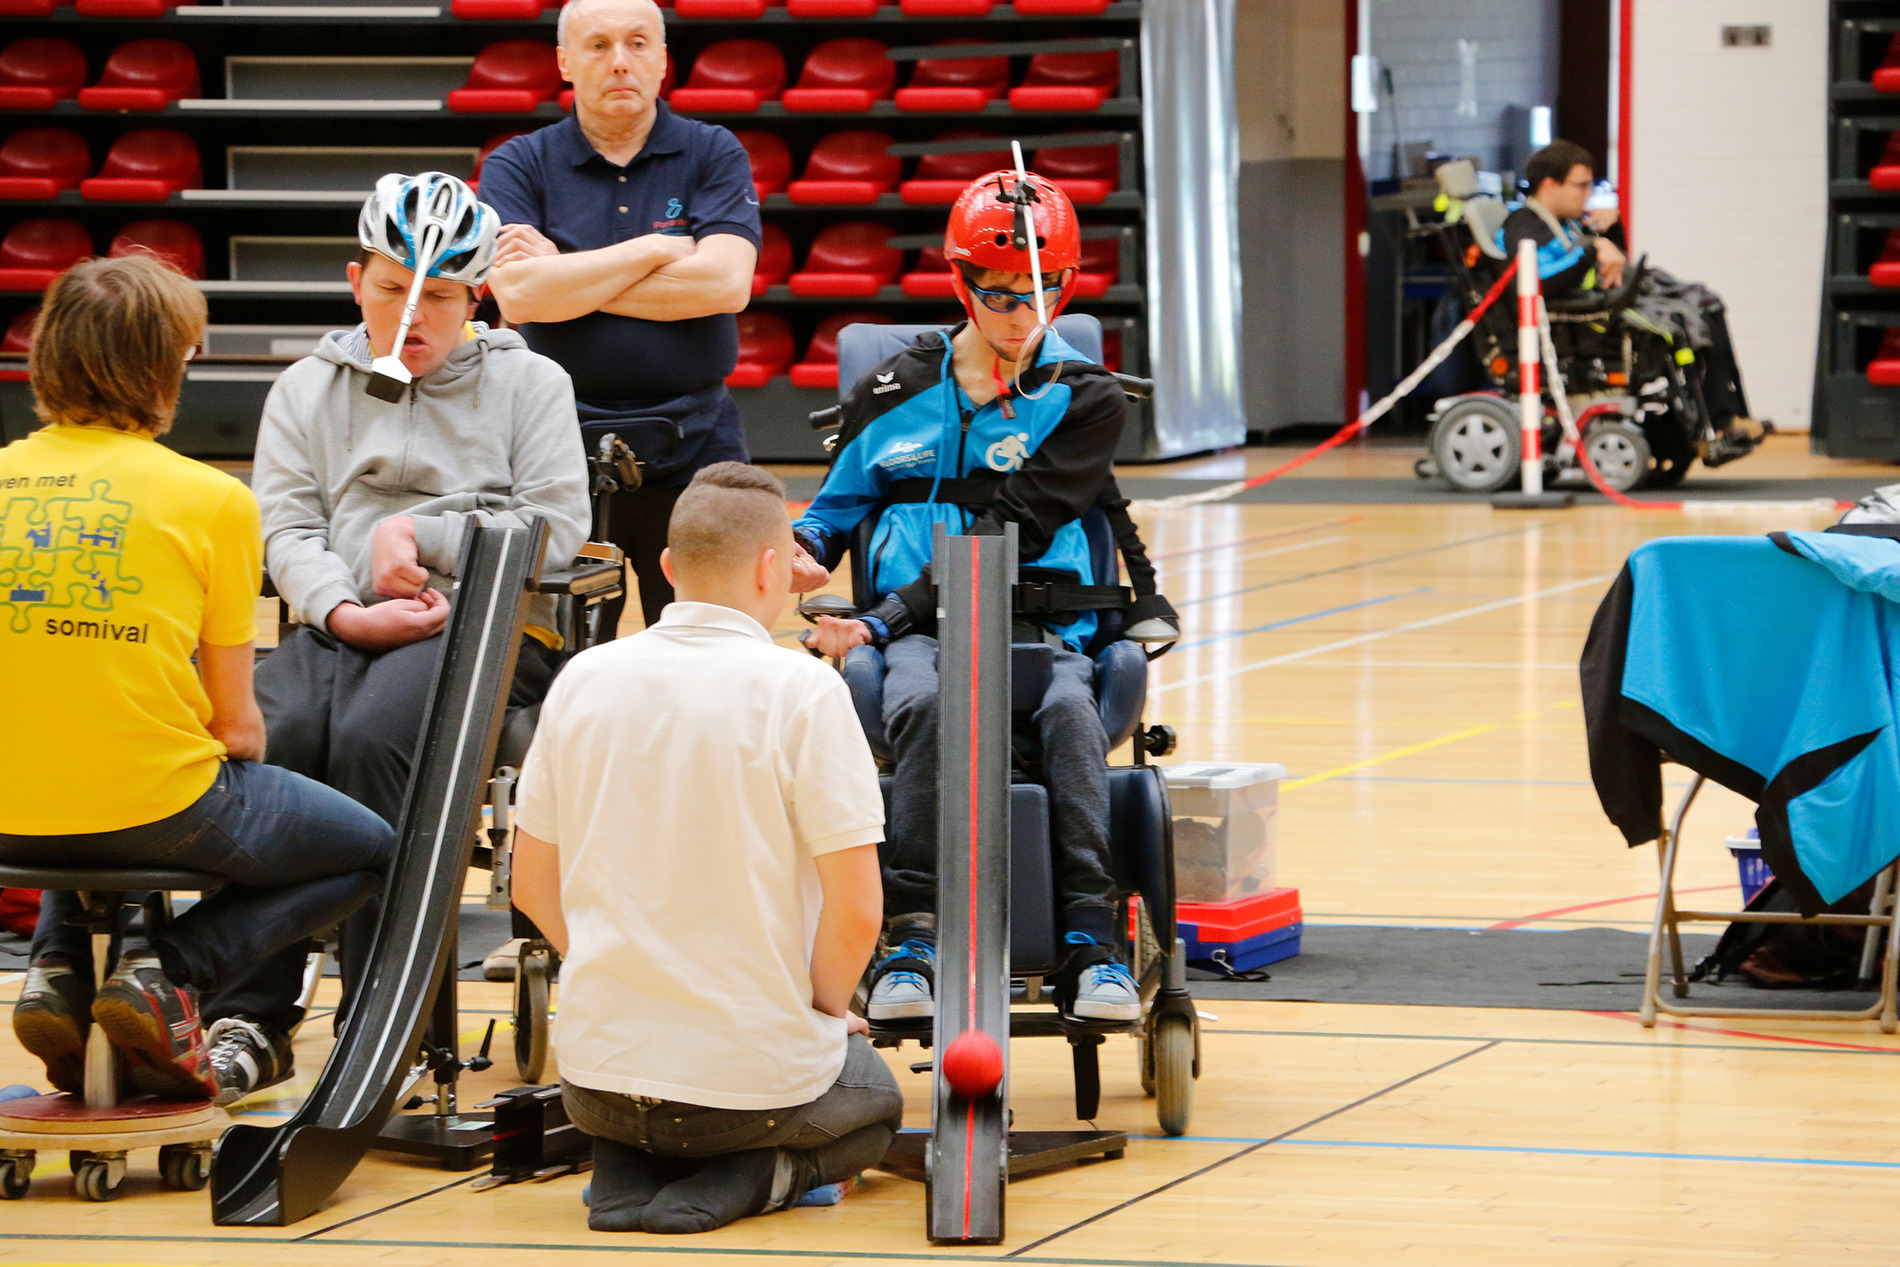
[
  {"xmin": 1434, "ymin": 158, "xmax": 1479, "ymax": 200},
  {"xmin": 1463, "ymin": 196, "xmax": 1510, "ymax": 261},
  {"xmin": 835, "ymin": 314, "xmax": 1105, "ymax": 399}
]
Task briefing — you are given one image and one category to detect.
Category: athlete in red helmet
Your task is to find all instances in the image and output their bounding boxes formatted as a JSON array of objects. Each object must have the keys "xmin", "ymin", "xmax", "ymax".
[{"xmin": 793, "ymin": 168, "xmax": 1173, "ymax": 1026}]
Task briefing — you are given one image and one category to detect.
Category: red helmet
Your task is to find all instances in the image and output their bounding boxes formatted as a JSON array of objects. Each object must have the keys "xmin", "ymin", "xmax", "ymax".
[{"xmin": 944, "ymin": 169, "xmax": 1081, "ymax": 321}]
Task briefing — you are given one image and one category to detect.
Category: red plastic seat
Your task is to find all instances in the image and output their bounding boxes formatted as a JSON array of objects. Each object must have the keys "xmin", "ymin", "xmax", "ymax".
[
  {"xmin": 899, "ymin": 0, "xmax": 991, "ymax": 18},
  {"xmin": 790, "ymin": 310, "xmax": 891, "ymax": 388},
  {"xmin": 895, "ymin": 45, "xmax": 1008, "ymax": 112},
  {"xmin": 669, "ymin": 40, "xmax": 784, "ymax": 113},
  {"xmin": 1875, "ymin": 134, "xmax": 1900, "ymax": 191},
  {"xmin": 788, "ymin": 223, "xmax": 900, "ymax": 297},
  {"xmin": 674, "ymin": 0, "xmax": 782, "ymax": 21},
  {"xmin": 899, "ymin": 133, "xmax": 1007, "ymax": 204},
  {"xmin": 1009, "ymin": 48, "xmax": 1120, "ymax": 112},
  {"xmin": 107, "ymin": 218, "xmax": 202, "ymax": 278},
  {"xmin": 0, "ymin": 128, "xmax": 88, "ymax": 200},
  {"xmin": 752, "ymin": 223, "xmax": 793, "ymax": 296},
  {"xmin": 79, "ymin": 129, "xmax": 199, "ymax": 201},
  {"xmin": 0, "ymin": 0, "xmax": 72, "ymax": 15},
  {"xmin": 786, "ymin": 131, "xmax": 899, "ymax": 205},
  {"xmin": 1100, "ymin": 326, "xmax": 1120, "ymax": 371},
  {"xmin": 900, "ymin": 245, "xmax": 955, "ymax": 298},
  {"xmin": 1035, "ymin": 141, "xmax": 1116, "ymax": 204},
  {"xmin": 75, "ymin": 0, "xmax": 183, "ymax": 17},
  {"xmin": 447, "ymin": 41, "xmax": 560, "ymax": 113},
  {"xmin": 78, "ymin": 40, "xmax": 199, "ymax": 112},
  {"xmin": 782, "ymin": 39, "xmax": 894, "ymax": 113},
  {"xmin": 470, "ymin": 131, "xmax": 529, "ymax": 191},
  {"xmin": 451, "ymin": 0, "xmax": 557, "ymax": 19},
  {"xmin": 0, "ymin": 307, "xmax": 34, "ymax": 381},
  {"xmin": 0, "ymin": 39, "xmax": 87, "ymax": 110},
  {"xmin": 1013, "ymin": 0, "xmax": 1108, "ymax": 13},
  {"xmin": 726, "ymin": 311, "xmax": 795, "ymax": 387},
  {"xmin": 735, "ymin": 129, "xmax": 791, "ymax": 198},
  {"xmin": 1874, "ymin": 229, "xmax": 1900, "ymax": 289},
  {"xmin": 785, "ymin": 0, "xmax": 883, "ymax": 17},
  {"xmin": 1870, "ymin": 328, "xmax": 1900, "ymax": 387},
  {"xmin": 1071, "ymin": 236, "xmax": 1118, "ymax": 298},
  {"xmin": 558, "ymin": 52, "xmax": 672, "ymax": 112},
  {"xmin": 1877, "ymin": 35, "xmax": 1900, "ymax": 94},
  {"xmin": 0, "ymin": 218, "xmax": 89, "ymax": 291}
]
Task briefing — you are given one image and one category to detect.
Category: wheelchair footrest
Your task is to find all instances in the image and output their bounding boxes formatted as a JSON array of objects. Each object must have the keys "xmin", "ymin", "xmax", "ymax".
[{"xmin": 877, "ymin": 1128, "xmax": 1127, "ymax": 1183}]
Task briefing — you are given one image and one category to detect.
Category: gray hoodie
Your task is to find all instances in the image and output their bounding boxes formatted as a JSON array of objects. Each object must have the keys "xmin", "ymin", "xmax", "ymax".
[{"xmin": 252, "ymin": 323, "xmax": 589, "ymax": 635}]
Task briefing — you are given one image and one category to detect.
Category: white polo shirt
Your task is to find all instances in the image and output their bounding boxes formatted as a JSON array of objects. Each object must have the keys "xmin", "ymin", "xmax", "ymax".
[{"xmin": 514, "ymin": 601, "xmax": 885, "ymax": 1109}]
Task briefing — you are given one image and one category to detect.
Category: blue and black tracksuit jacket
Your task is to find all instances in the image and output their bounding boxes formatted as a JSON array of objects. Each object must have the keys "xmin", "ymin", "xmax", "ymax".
[
  {"xmin": 1498, "ymin": 204, "xmax": 1597, "ymax": 298},
  {"xmin": 792, "ymin": 323, "xmax": 1125, "ymax": 653}
]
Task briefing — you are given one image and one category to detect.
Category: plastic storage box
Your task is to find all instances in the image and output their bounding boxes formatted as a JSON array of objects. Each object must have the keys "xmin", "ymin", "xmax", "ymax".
[
  {"xmin": 1162, "ymin": 762, "xmax": 1284, "ymax": 904},
  {"xmin": 1726, "ymin": 829, "xmax": 1774, "ymax": 904}
]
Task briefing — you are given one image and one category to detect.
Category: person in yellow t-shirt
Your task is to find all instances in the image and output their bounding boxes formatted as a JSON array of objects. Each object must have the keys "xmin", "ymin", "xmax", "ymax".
[{"xmin": 0, "ymin": 256, "xmax": 396, "ymax": 1103}]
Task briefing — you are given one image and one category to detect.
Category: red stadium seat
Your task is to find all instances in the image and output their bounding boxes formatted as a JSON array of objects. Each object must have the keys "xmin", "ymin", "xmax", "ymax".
[
  {"xmin": 1875, "ymin": 134, "xmax": 1900, "ymax": 191},
  {"xmin": 0, "ymin": 39, "xmax": 87, "ymax": 110},
  {"xmin": 669, "ymin": 40, "xmax": 784, "ymax": 113},
  {"xmin": 785, "ymin": 0, "xmax": 883, "ymax": 17},
  {"xmin": 0, "ymin": 128, "xmax": 89, "ymax": 200},
  {"xmin": 788, "ymin": 223, "xmax": 900, "ymax": 297},
  {"xmin": 899, "ymin": 132, "xmax": 1007, "ymax": 203},
  {"xmin": 107, "ymin": 218, "xmax": 202, "ymax": 278},
  {"xmin": 782, "ymin": 39, "xmax": 894, "ymax": 113},
  {"xmin": 75, "ymin": 0, "xmax": 183, "ymax": 17},
  {"xmin": 1870, "ymin": 328, "xmax": 1900, "ymax": 387},
  {"xmin": 78, "ymin": 40, "xmax": 199, "ymax": 112},
  {"xmin": 790, "ymin": 310, "xmax": 891, "ymax": 388},
  {"xmin": 1877, "ymin": 35, "xmax": 1900, "ymax": 94},
  {"xmin": 1874, "ymin": 229, "xmax": 1900, "ymax": 289},
  {"xmin": 447, "ymin": 41, "xmax": 561, "ymax": 113},
  {"xmin": 558, "ymin": 52, "xmax": 672, "ymax": 112},
  {"xmin": 1100, "ymin": 326, "xmax": 1120, "ymax": 371},
  {"xmin": 899, "ymin": 0, "xmax": 991, "ymax": 17},
  {"xmin": 1034, "ymin": 141, "xmax": 1116, "ymax": 204},
  {"xmin": 726, "ymin": 311, "xmax": 795, "ymax": 387},
  {"xmin": 900, "ymin": 245, "xmax": 955, "ymax": 298},
  {"xmin": 0, "ymin": 219, "xmax": 89, "ymax": 291},
  {"xmin": 0, "ymin": 307, "xmax": 34, "ymax": 381},
  {"xmin": 1009, "ymin": 48, "xmax": 1120, "ymax": 112},
  {"xmin": 470, "ymin": 131, "xmax": 529, "ymax": 190},
  {"xmin": 752, "ymin": 223, "xmax": 793, "ymax": 296},
  {"xmin": 80, "ymin": 129, "xmax": 199, "ymax": 201},
  {"xmin": 1012, "ymin": 0, "xmax": 1108, "ymax": 14},
  {"xmin": 674, "ymin": 0, "xmax": 781, "ymax": 20},
  {"xmin": 895, "ymin": 45, "xmax": 1008, "ymax": 112},
  {"xmin": 786, "ymin": 131, "xmax": 899, "ymax": 205},
  {"xmin": 734, "ymin": 129, "xmax": 792, "ymax": 198},
  {"xmin": 0, "ymin": 0, "xmax": 69, "ymax": 15},
  {"xmin": 1070, "ymin": 235, "xmax": 1117, "ymax": 298},
  {"xmin": 451, "ymin": 0, "xmax": 558, "ymax": 19}
]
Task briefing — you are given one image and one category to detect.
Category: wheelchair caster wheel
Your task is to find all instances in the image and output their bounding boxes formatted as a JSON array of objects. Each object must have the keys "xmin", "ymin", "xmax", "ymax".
[
  {"xmin": 159, "ymin": 1143, "xmax": 210, "ymax": 1192},
  {"xmin": 514, "ymin": 946, "xmax": 554, "ymax": 1084},
  {"xmin": 74, "ymin": 1154, "xmax": 124, "ymax": 1202},
  {"xmin": 0, "ymin": 1152, "xmax": 32, "ymax": 1200},
  {"xmin": 1140, "ymin": 725, "xmax": 1176, "ymax": 758},
  {"xmin": 1151, "ymin": 1015, "xmax": 1195, "ymax": 1137}
]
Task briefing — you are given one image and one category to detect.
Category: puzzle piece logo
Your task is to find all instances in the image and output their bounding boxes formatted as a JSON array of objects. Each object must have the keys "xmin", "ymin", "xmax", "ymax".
[{"xmin": 0, "ymin": 479, "xmax": 143, "ymax": 634}]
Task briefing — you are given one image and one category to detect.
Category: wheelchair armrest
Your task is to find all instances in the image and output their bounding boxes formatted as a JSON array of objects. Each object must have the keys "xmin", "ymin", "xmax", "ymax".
[
  {"xmin": 1112, "ymin": 372, "xmax": 1153, "ymax": 401},
  {"xmin": 535, "ymin": 558, "xmax": 623, "ymax": 597}
]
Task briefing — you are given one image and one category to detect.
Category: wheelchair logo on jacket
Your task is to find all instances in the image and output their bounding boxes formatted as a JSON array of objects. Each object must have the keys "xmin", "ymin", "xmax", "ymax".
[{"xmin": 985, "ymin": 433, "xmax": 1031, "ymax": 472}]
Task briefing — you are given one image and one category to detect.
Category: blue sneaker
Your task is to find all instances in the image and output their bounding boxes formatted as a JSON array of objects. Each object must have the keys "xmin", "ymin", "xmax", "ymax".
[
  {"xmin": 867, "ymin": 939, "xmax": 935, "ymax": 1021},
  {"xmin": 1062, "ymin": 933, "xmax": 1142, "ymax": 1022}
]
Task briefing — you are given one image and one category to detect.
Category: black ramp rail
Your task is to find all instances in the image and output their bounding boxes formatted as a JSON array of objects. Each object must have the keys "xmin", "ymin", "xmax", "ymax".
[
  {"xmin": 927, "ymin": 523, "xmax": 1014, "ymax": 1245},
  {"xmin": 211, "ymin": 519, "xmax": 549, "ymax": 1227}
]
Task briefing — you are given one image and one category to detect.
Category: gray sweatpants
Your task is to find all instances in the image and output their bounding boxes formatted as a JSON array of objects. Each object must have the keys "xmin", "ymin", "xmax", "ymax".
[{"xmin": 881, "ymin": 633, "xmax": 1117, "ymax": 943}]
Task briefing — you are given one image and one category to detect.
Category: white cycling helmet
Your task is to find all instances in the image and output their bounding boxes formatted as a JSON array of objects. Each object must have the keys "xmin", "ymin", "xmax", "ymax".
[{"xmin": 357, "ymin": 171, "xmax": 499, "ymax": 286}]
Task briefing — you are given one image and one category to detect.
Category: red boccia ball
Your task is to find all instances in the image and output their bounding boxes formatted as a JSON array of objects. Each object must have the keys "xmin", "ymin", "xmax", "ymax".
[{"xmin": 941, "ymin": 1030, "xmax": 1004, "ymax": 1099}]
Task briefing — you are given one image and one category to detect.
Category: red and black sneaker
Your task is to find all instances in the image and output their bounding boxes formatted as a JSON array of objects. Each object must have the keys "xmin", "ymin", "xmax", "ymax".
[
  {"xmin": 91, "ymin": 954, "xmax": 217, "ymax": 1101},
  {"xmin": 11, "ymin": 957, "xmax": 92, "ymax": 1095}
]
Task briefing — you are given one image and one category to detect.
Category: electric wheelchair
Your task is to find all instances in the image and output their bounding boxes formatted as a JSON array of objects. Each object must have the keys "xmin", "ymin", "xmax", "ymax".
[
  {"xmin": 1415, "ymin": 163, "xmax": 1736, "ymax": 495},
  {"xmin": 802, "ymin": 315, "xmax": 1201, "ymax": 1137}
]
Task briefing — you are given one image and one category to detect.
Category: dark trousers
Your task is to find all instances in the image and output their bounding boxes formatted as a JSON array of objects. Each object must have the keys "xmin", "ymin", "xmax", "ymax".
[
  {"xmin": 601, "ymin": 483, "xmax": 687, "ymax": 630},
  {"xmin": 563, "ymin": 1034, "xmax": 903, "ymax": 1194},
  {"xmin": 2, "ymin": 759, "xmax": 394, "ymax": 992},
  {"xmin": 881, "ymin": 634, "xmax": 1117, "ymax": 944},
  {"xmin": 206, "ymin": 626, "xmax": 557, "ymax": 1033}
]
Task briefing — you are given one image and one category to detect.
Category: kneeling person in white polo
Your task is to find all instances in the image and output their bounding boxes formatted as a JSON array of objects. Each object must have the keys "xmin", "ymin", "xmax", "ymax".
[{"xmin": 512, "ymin": 461, "xmax": 899, "ymax": 1235}]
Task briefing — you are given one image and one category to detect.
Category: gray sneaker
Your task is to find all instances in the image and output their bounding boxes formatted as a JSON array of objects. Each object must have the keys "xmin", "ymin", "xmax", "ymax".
[
  {"xmin": 866, "ymin": 939, "xmax": 935, "ymax": 1022},
  {"xmin": 205, "ymin": 1017, "xmax": 295, "ymax": 1107},
  {"xmin": 1069, "ymin": 959, "xmax": 1142, "ymax": 1021}
]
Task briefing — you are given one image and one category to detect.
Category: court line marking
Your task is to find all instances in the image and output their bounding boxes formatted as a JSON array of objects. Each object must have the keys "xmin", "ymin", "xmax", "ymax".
[
  {"xmin": 1150, "ymin": 515, "xmax": 1362, "ymax": 562},
  {"xmin": 1236, "ymin": 1137, "xmax": 1900, "ymax": 1171},
  {"xmin": 1153, "ymin": 572, "xmax": 1617, "ymax": 695},
  {"xmin": 1165, "ymin": 534, "xmax": 1350, "ymax": 575},
  {"xmin": 1171, "ymin": 524, "xmax": 1533, "ymax": 608},
  {"xmin": 1174, "ymin": 590, "xmax": 1421, "ymax": 651},
  {"xmin": 1586, "ymin": 1009, "xmax": 1900, "ymax": 1054},
  {"xmin": 1488, "ymin": 886, "xmax": 1730, "ymax": 931},
  {"xmin": 1281, "ymin": 722, "xmax": 1498, "ymax": 791},
  {"xmin": 1200, "ymin": 1027, "xmax": 1900, "ymax": 1056},
  {"xmin": 295, "ymin": 1174, "xmax": 484, "ymax": 1240},
  {"xmin": 1001, "ymin": 1040, "xmax": 1500, "ymax": 1257}
]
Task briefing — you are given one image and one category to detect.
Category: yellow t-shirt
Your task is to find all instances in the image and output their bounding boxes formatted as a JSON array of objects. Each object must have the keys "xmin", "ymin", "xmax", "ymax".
[{"xmin": 0, "ymin": 424, "xmax": 261, "ymax": 835}]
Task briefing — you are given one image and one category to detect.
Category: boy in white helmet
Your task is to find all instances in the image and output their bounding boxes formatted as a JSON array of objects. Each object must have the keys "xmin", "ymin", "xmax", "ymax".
[{"xmin": 203, "ymin": 172, "xmax": 590, "ymax": 1104}]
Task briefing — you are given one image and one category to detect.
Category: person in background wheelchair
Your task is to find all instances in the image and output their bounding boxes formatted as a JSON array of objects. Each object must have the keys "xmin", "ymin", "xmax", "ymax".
[
  {"xmin": 205, "ymin": 172, "xmax": 590, "ymax": 1103},
  {"xmin": 797, "ymin": 171, "xmax": 1150, "ymax": 1025},
  {"xmin": 0, "ymin": 256, "xmax": 396, "ymax": 1101},
  {"xmin": 1503, "ymin": 140, "xmax": 1767, "ymax": 465}
]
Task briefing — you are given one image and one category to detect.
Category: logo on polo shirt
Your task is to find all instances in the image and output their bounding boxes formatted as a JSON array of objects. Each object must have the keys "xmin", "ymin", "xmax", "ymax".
[
  {"xmin": 666, "ymin": 198, "xmax": 683, "ymax": 218},
  {"xmin": 653, "ymin": 195, "xmax": 689, "ymax": 233}
]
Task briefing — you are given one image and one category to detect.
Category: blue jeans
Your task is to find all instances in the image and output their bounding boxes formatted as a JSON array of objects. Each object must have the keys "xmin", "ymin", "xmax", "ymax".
[{"xmin": 0, "ymin": 758, "xmax": 395, "ymax": 995}]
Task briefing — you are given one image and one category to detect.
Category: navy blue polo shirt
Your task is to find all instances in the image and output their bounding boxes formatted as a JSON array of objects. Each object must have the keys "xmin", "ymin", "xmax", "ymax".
[{"xmin": 480, "ymin": 105, "xmax": 762, "ymax": 404}]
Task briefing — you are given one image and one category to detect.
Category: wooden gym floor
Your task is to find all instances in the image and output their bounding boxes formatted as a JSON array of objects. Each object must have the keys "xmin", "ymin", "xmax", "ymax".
[{"xmin": 6, "ymin": 433, "xmax": 1900, "ymax": 1265}]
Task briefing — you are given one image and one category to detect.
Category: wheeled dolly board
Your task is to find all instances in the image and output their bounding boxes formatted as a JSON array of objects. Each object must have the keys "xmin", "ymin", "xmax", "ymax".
[{"xmin": 0, "ymin": 1095, "xmax": 229, "ymax": 1201}]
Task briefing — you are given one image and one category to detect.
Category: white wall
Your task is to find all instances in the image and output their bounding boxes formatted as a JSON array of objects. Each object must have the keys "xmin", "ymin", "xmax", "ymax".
[{"xmin": 1630, "ymin": 1, "xmax": 1826, "ymax": 431}]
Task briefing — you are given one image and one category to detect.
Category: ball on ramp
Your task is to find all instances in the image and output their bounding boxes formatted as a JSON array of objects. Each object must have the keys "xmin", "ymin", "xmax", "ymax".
[{"xmin": 941, "ymin": 1031, "xmax": 1003, "ymax": 1099}]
